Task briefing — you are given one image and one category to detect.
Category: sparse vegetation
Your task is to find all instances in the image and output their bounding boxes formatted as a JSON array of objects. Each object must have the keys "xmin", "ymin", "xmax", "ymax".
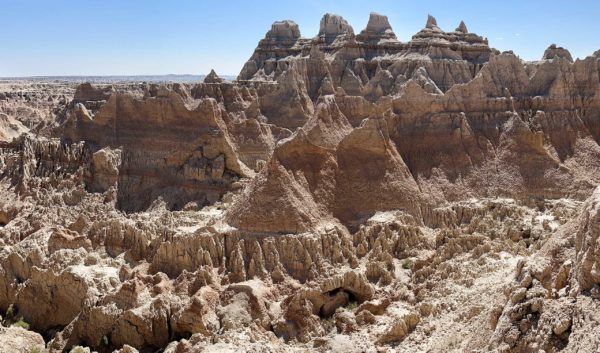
[
  {"xmin": 321, "ymin": 315, "xmax": 336, "ymax": 332},
  {"xmin": 346, "ymin": 300, "xmax": 358, "ymax": 311},
  {"xmin": 99, "ymin": 334, "xmax": 109, "ymax": 346},
  {"xmin": 5, "ymin": 304, "xmax": 14, "ymax": 320},
  {"xmin": 13, "ymin": 317, "xmax": 30, "ymax": 330},
  {"xmin": 401, "ymin": 258, "xmax": 414, "ymax": 270}
]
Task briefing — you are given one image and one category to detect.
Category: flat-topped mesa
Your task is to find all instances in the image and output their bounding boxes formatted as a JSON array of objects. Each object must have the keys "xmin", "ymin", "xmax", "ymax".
[
  {"xmin": 203, "ymin": 69, "xmax": 223, "ymax": 84},
  {"xmin": 264, "ymin": 20, "xmax": 301, "ymax": 45},
  {"xmin": 542, "ymin": 44, "xmax": 574, "ymax": 62},
  {"xmin": 357, "ymin": 12, "xmax": 398, "ymax": 43},
  {"xmin": 317, "ymin": 13, "xmax": 355, "ymax": 45}
]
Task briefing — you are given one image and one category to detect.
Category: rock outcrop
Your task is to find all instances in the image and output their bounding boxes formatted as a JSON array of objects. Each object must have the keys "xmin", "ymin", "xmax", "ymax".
[
  {"xmin": 0, "ymin": 113, "xmax": 27, "ymax": 142},
  {"xmin": 226, "ymin": 13, "xmax": 600, "ymax": 235},
  {"xmin": 357, "ymin": 12, "xmax": 398, "ymax": 43},
  {"xmin": 543, "ymin": 44, "xmax": 574, "ymax": 62},
  {"xmin": 203, "ymin": 69, "xmax": 224, "ymax": 84},
  {"xmin": 575, "ymin": 187, "xmax": 600, "ymax": 291},
  {"xmin": 0, "ymin": 326, "xmax": 45, "ymax": 353},
  {"xmin": 62, "ymin": 84, "xmax": 252, "ymax": 211}
]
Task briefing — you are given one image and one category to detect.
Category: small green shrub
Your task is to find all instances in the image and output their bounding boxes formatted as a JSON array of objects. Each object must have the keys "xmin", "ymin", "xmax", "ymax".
[
  {"xmin": 29, "ymin": 347, "xmax": 41, "ymax": 353},
  {"xmin": 13, "ymin": 317, "xmax": 30, "ymax": 330}
]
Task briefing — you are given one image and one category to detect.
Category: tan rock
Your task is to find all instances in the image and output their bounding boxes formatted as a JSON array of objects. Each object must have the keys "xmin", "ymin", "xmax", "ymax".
[{"xmin": 0, "ymin": 326, "xmax": 45, "ymax": 353}]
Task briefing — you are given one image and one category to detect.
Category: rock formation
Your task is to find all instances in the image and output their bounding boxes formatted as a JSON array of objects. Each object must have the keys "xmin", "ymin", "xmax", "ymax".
[
  {"xmin": 203, "ymin": 69, "xmax": 224, "ymax": 84},
  {"xmin": 61, "ymin": 83, "xmax": 254, "ymax": 211},
  {"xmin": 1, "ymin": 10, "xmax": 600, "ymax": 353},
  {"xmin": 543, "ymin": 44, "xmax": 574, "ymax": 62},
  {"xmin": 0, "ymin": 113, "xmax": 27, "ymax": 142},
  {"xmin": 357, "ymin": 12, "xmax": 398, "ymax": 43}
]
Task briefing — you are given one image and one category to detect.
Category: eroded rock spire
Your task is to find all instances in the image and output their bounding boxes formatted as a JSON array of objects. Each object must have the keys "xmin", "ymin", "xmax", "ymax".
[
  {"xmin": 365, "ymin": 12, "xmax": 393, "ymax": 34},
  {"xmin": 204, "ymin": 69, "xmax": 223, "ymax": 84},
  {"xmin": 456, "ymin": 20, "xmax": 468, "ymax": 33},
  {"xmin": 358, "ymin": 12, "xmax": 397, "ymax": 42},
  {"xmin": 318, "ymin": 13, "xmax": 354, "ymax": 44},
  {"xmin": 426, "ymin": 14, "xmax": 439, "ymax": 29}
]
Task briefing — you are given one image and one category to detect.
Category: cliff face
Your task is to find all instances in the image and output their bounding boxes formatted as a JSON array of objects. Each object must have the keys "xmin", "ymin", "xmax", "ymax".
[
  {"xmin": 61, "ymin": 82, "xmax": 275, "ymax": 212},
  {"xmin": 227, "ymin": 13, "xmax": 600, "ymax": 233}
]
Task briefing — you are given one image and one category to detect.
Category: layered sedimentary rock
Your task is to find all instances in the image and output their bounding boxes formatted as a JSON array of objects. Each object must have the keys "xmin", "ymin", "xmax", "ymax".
[
  {"xmin": 226, "ymin": 97, "xmax": 421, "ymax": 233},
  {"xmin": 357, "ymin": 12, "xmax": 398, "ymax": 44},
  {"xmin": 61, "ymin": 83, "xmax": 254, "ymax": 211},
  {"xmin": 229, "ymin": 13, "xmax": 600, "ymax": 234}
]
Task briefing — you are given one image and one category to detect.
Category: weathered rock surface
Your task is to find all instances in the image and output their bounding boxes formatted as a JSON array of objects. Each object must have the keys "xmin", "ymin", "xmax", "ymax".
[
  {"xmin": 229, "ymin": 13, "xmax": 600, "ymax": 234},
  {"xmin": 62, "ymin": 83, "xmax": 253, "ymax": 211},
  {"xmin": 0, "ymin": 113, "xmax": 27, "ymax": 142},
  {"xmin": 0, "ymin": 325, "xmax": 45, "ymax": 353},
  {"xmin": 543, "ymin": 44, "xmax": 574, "ymax": 62}
]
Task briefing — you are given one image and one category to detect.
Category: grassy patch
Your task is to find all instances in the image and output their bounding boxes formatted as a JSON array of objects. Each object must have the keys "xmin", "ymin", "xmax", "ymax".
[{"xmin": 13, "ymin": 317, "xmax": 30, "ymax": 330}]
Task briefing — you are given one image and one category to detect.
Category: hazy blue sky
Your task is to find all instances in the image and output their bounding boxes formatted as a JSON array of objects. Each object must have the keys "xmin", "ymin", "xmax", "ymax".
[{"xmin": 2, "ymin": 0, "xmax": 599, "ymax": 77}]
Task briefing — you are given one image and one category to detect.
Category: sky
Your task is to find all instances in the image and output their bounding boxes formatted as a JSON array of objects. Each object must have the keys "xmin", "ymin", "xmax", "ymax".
[{"xmin": 1, "ymin": 0, "xmax": 599, "ymax": 77}]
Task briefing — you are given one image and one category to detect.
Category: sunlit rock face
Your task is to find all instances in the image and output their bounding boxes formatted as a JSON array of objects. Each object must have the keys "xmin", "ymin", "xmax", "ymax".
[{"xmin": 230, "ymin": 13, "xmax": 600, "ymax": 234}]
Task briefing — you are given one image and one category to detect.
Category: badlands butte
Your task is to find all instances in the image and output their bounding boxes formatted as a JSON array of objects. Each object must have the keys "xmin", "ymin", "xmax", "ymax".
[{"xmin": 2, "ymin": 11, "xmax": 600, "ymax": 353}]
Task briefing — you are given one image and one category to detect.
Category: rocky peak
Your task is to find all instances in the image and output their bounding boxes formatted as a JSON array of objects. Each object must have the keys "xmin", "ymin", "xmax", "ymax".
[
  {"xmin": 364, "ymin": 12, "xmax": 394, "ymax": 35},
  {"xmin": 542, "ymin": 44, "xmax": 574, "ymax": 62},
  {"xmin": 357, "ymin": 12, "xmax": 398, "ymax": 43},
  {"xmin": 317, "ymin": 13, "xmax": 354, "ymax": 44},
  {"xmin": 265, "ymin": 20, "xmax": 301, "ymax": 43},
  {"xmin": 456, "ymin": 20, "xmax": 468, "ymax": 33},
  {"xmin": 203, "ymin": 69, "xmax": 223, "ymax": 84},
  {"xmin": 425, "ymin": 14, "xmax": 441, "ymax": 31}
]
